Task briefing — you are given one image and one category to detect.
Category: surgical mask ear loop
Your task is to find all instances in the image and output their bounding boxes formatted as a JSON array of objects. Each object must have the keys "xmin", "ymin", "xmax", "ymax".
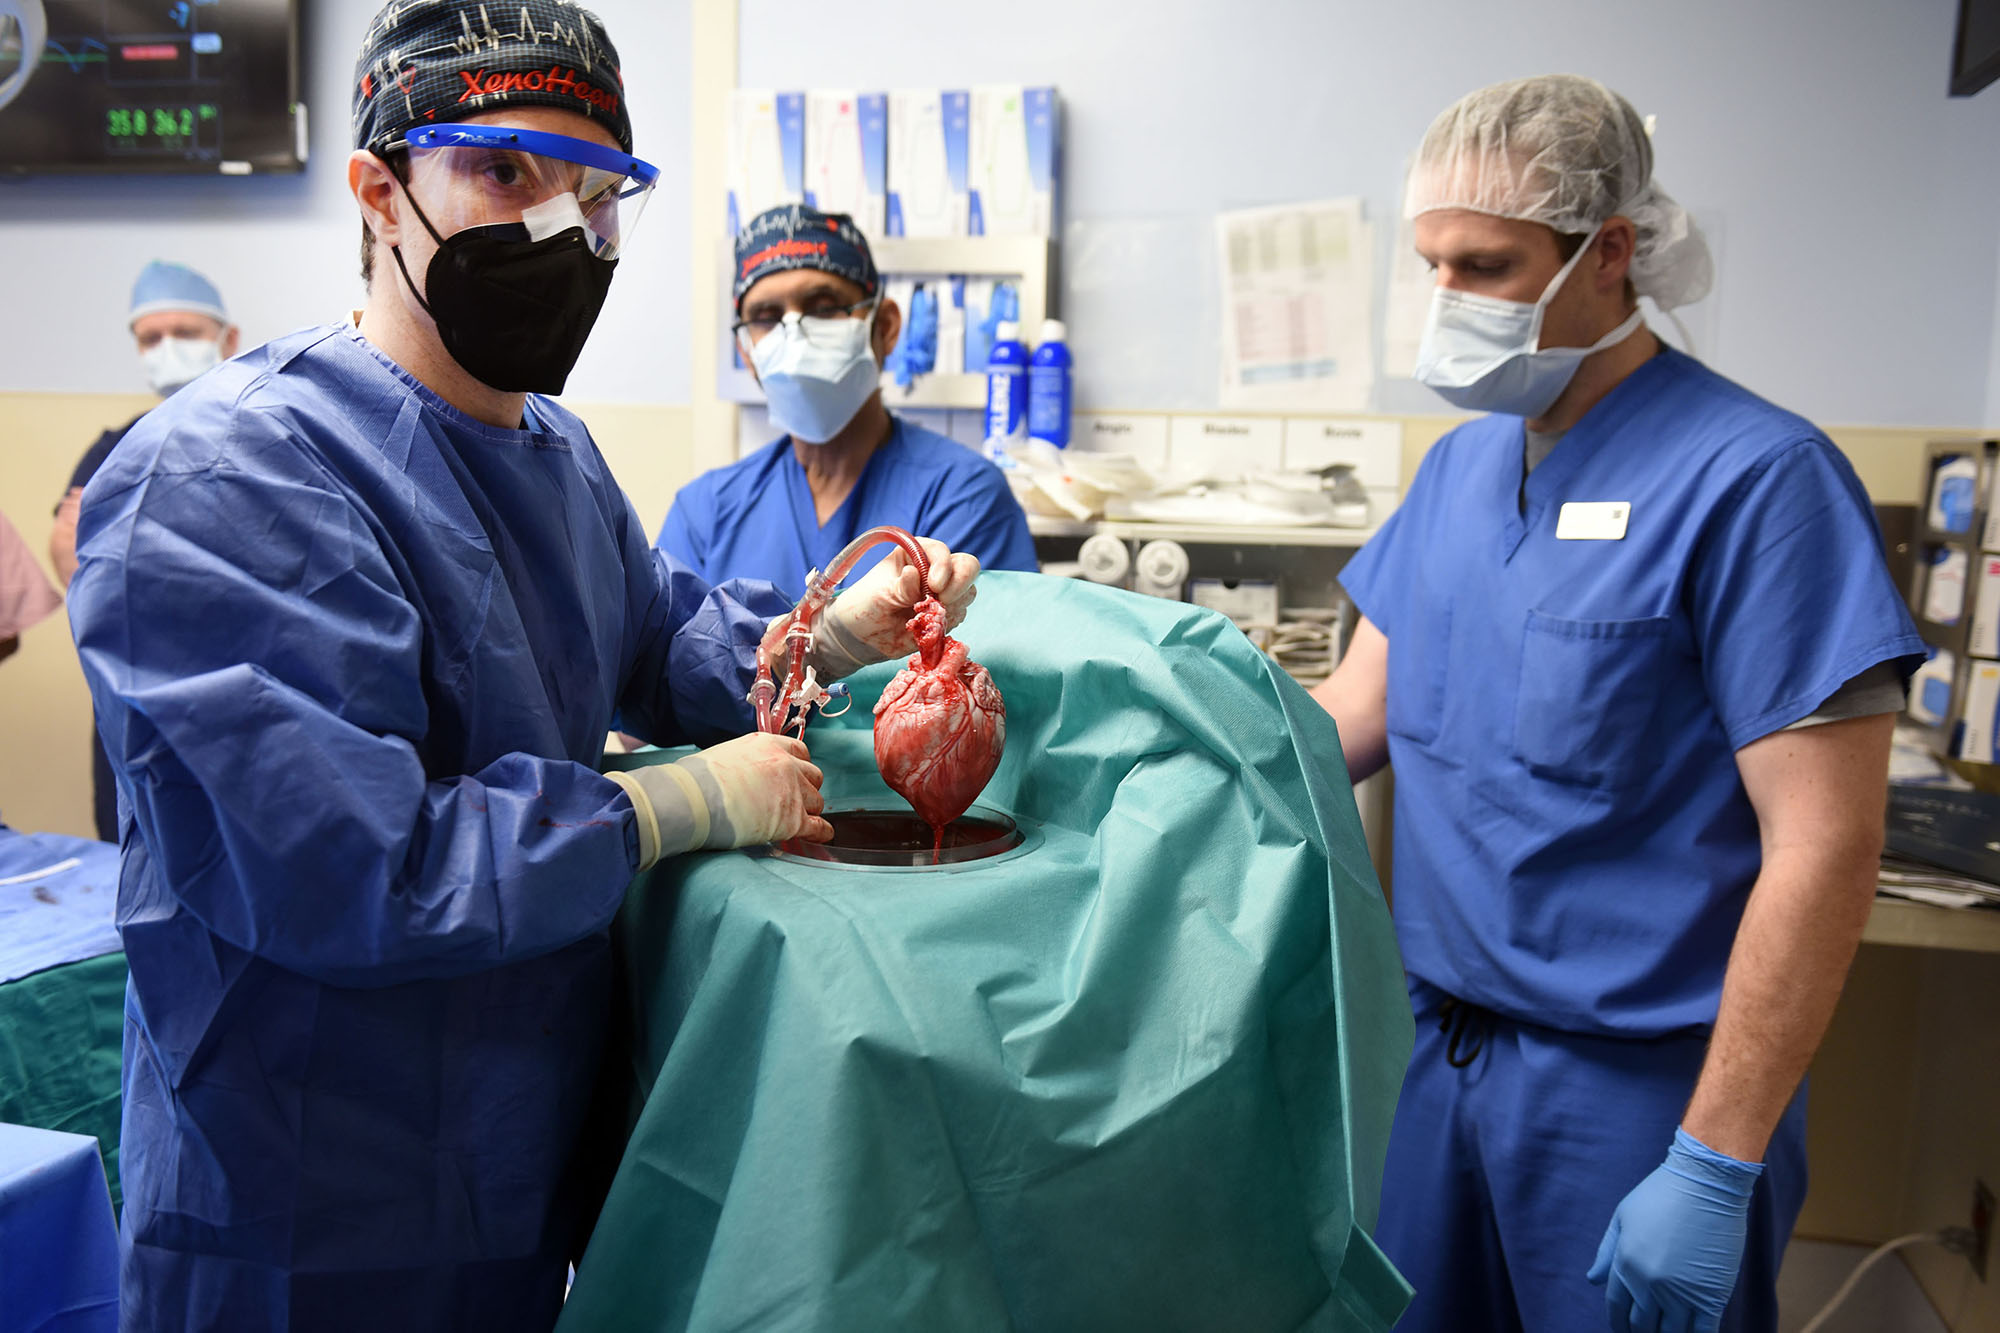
[
  {"xmin": 1526, "ymin": 222, "xmax": 1607, "ymax": 346},
  {"xmin": 1538, "ymin": 220, "xmax": 1656, "ymax": 356},
  {"xmin": 376, "ymin": 152, "xmax": 450, "ymax": 321}
]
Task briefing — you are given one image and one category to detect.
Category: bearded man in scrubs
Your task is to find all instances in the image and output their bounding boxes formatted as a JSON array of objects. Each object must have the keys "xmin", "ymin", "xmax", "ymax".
[
  {"xmin": 657, "ymin": 204, "xmax": 1037, "ymax": 593},
  {"xmin": 64, "ymin": 3, "xmax": 979, "ymax": 1327},
  {"xmin": 1314, "ymin": 75, "xmax": 1921, "ymax": 1333}
]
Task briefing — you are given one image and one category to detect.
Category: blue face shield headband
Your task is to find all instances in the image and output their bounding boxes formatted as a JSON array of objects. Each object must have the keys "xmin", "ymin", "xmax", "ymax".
[{"xmin": 401, "ymin": 123, "xmax": 660, "ymax": 259}]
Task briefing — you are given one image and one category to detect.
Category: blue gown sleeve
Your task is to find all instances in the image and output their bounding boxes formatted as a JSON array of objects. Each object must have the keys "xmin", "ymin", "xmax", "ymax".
[
  {"xmin": 1687, "ymin": 437, "xmax": 1924, "ymax": 748},
  {"xmin": 916, "ymin": 466, "xmax": 1039, "ymax": 573},
  {"xmin": 70, "ymin": 458, "xmax": 643, "ymax": 990}
]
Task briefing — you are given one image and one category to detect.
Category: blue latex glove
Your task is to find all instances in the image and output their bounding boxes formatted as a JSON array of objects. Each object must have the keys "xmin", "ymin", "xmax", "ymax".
[
  {"xmin": 887, "ymin": 284, "xmax": 938, "ymax": 388},
  {"xmin": 968, "ymin": 281, "xmax": 1019, "ymax": 370},
  {"xmin": 1587, "ymin": 1127, "xmax": 1762, "ymax": 1333}
]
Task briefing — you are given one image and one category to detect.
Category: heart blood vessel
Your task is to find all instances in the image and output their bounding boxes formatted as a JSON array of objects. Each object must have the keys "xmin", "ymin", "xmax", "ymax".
[{"xmin": 873, "ymin": 597, "xmax": 1006, "ymax": 850}]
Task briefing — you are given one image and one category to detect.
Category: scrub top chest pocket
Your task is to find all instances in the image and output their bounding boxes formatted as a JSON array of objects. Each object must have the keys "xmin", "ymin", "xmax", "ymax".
[
  {"xmin": 1387, "ymin": 601, "xmax": 1452, "ymax": 745},
  {"xmin": 1513, "ymin": 610, "xmax": 1677, "ymax": 789}
]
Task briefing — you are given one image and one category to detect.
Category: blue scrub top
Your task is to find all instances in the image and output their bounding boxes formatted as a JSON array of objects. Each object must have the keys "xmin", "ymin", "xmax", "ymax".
[
  {"xmin": 1340, "ymin": 348, "xmax": 1922, "ymax": 1039},
  {"xmin": 67, "ymin": 326, "xmax": 790, "ymax": 1329},
  {"xmin": 657, "ymin": 415, "xmax": 1038, "ymax": 596}
]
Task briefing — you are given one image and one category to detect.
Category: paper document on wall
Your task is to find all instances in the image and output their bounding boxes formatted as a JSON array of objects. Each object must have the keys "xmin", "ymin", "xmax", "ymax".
[
  {"xmin": 1217, "ymin": 200, "xmax": 1375, "ymax": 411},
  {"xmin": 1382, "ymin": 219, "xmax": 1434, "ymax": 379}
]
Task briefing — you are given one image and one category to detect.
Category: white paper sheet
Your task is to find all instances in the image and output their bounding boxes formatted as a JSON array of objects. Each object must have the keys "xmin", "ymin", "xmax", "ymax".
[
  {"xmin": 1217, "ymin": 200, "xmax": 1375, "ymax": 411},
  {"xmin": 1381, "ymin": 218, "xmax": 1434, "ymax": 380}
]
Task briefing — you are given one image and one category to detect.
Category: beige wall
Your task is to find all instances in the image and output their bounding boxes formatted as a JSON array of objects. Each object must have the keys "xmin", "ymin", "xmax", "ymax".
[{"xmin": 0, "ymin": 393, "xmax": 149, "ymax": 838}]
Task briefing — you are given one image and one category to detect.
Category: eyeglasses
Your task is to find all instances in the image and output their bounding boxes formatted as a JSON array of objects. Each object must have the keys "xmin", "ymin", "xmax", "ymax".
[{"xmin": 732, "ymin": 296, "xmax": 879, "ymax": 353}]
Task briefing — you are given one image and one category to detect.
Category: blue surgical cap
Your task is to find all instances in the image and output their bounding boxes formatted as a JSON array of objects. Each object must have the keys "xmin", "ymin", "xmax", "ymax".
[{"xmin": 129, "ymin": 261, "xmax": 229, "ymax": 328}]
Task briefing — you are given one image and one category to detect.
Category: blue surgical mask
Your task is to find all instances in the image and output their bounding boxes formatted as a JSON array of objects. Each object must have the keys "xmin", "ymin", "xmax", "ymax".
[
  {"xmin": 1413, "ymin": 224, "xmax": 1644, "ymax": 419},
  {"xmin": 751, "ymin": 308, "xmax": 880, "ymax": 444}
]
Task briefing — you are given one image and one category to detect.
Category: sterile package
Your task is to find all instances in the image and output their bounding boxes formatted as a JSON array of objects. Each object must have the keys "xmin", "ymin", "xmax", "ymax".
[
  {"xmin": 969, "ymin": 86, "xmax": 1060, "ymax": 236},
  {"xmin": 725, "ymin": 89, "xmax": 804, "ymax": 234},
  {"xmin": 1985, "ymin": 466, "xmax": 2000, "ymax": 549},
  {"xmin": 1970, "ymin": 553, "xmax": 2000, "ymax": 660},
  {"xmin": 887, "ymin": 89, "xmax": 969, "ymax": 237},
  {"xmin": 935, "ymin": 276, "xmax": 966, "ymax": 379},
  {"xmin": 996, "ymin": 439, "xmax": 1156, "ymax": 522},
  {"xmin": 962, "ymin": 276, "xmax": 997, "ymax": 372},
  {"xmin": 1909, "ymin": 649, "xmax": 1955, "ymax": 727},
  {"xmin": 880, "ymin": 277, "xmax": 922, "ymax": 387},
  {"xmin": 1924, "ymin": 547, "xmax": 1970, "ymax": 625},
  {"xmin": 1929, "ymin": 454, "xmax": 1980, "ymax": 533},
  {"xmin": 805, "ymin": 90, "xmax": 887, "ymax": 238},
  {"xmin": 1957, "ymin": 662, "xmax": 2000, "ymax": 764}
]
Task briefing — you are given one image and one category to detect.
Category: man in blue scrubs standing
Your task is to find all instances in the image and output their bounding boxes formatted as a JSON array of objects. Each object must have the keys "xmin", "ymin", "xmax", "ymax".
[
  {"xmin": 658, "ymin": 204, "xmax": 1037, "ymax": 593},
  {"xmin": 1315, "ymin": 75, "xmax": 1922, "ymax": 1333}
]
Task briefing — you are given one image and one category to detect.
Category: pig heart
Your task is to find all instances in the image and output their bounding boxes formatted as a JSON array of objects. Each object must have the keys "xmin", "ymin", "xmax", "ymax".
[{"xmin": 873, "ymin": 598, "xmax": 1006, "ymax": 842}]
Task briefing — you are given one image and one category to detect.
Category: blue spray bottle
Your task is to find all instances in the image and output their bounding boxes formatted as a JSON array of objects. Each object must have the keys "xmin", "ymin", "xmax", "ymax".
[
  {"xmin": 983, "ymin": 320, "xmax": 1029, "ymax": 459},
  {"xmin": 1027, "ymin": 318, "xmax": 1072, "ymax": 449}
]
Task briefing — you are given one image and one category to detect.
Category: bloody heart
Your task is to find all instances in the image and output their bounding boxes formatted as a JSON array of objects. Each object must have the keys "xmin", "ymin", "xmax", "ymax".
[{"xmin": 873, "ymin": 596, "xmax": 1006, "ymax": 850}]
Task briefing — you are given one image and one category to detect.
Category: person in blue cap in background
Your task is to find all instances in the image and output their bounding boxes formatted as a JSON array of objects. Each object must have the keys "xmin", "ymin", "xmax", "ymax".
[
  {"xmin": 48, "ymin": 261, "xmax": 239, "ymax": 841},
  {"xmin": 1314, "ymin": 75, "xmax": 1923, "ymax": 1333},
  {"xmin": 657, "ymin": 203, "xmax": 1036, "ymax": 594},
  {"xmin": 65, "ymin": 2, "xmax": 979, "ymax": 1328}
]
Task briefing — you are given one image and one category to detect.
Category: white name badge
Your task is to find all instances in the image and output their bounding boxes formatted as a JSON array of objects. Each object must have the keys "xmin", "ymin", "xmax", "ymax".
[{"xmin": 1556, "ymin": 501, "xmax": 1631, "ymax": 541}]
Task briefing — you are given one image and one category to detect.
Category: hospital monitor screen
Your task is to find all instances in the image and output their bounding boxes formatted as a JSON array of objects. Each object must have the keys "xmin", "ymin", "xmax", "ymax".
[
  {"xmin": 0, "ymin": 0, "xmax": 302, "ymax": 173},
  {"xmin": 1952, "ymin": 0, "xmax": 2000, "ymax": 96}
]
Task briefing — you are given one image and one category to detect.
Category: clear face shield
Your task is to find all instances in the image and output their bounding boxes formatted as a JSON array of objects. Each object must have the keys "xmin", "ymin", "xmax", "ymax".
[{"xmin": 396, "ymin": 122, "xmax": 659, "ymax": 259}]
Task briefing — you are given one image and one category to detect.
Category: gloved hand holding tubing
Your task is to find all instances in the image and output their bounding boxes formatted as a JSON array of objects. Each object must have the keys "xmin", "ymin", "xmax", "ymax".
[{"xmin": 816, "ymin": 537, "xmax": 982, "ymax": 676}]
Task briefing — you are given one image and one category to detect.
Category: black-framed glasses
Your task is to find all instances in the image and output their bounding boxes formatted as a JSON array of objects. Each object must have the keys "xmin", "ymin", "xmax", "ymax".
[{"xmin": 732, "ymin": 295, "xmax": 879, "ymax": 352}]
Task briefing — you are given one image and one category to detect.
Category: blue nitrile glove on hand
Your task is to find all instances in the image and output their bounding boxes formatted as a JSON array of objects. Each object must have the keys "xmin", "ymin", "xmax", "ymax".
[{"xmin": 1587, "ymin": 1127, "xmax": 1762, "ymax": 1333}]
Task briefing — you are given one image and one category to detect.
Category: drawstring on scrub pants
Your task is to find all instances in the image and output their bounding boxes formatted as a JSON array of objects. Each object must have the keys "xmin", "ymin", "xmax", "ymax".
[{"xmin": 1437, "ymin": 996, "xmax": 1495, "ymax": 1069}]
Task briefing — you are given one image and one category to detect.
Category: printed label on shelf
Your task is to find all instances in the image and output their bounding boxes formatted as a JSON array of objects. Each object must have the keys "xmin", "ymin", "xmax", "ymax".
[
  {"xmin": 1280, "ymin": 417, "xmax": 1403, "ymax": 489},
  {"xmin": 1071, "ymin": 414, "xmax": 1169, "ymax": 465},
  {"xmin": 1167, "ymin": 415, "xmax": 1283, "ymax": 474}
]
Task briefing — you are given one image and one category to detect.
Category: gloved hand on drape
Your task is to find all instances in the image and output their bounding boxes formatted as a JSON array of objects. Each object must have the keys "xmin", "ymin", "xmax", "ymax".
[
  {"xmin": 1587, "ymin": 1126, "xmax": 1762, "ymax": 1333},
  {"xmin": 607, "ymin": 732, "xmax": 831, "ymax": 867}
]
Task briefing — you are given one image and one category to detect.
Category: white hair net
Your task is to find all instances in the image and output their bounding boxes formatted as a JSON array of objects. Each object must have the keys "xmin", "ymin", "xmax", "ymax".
[{"xmin": 1404, "ymin": 74, "xmax": 1713, "ymax": 311}]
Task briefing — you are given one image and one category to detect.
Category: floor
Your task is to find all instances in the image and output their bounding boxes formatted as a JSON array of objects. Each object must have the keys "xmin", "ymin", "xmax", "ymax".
[{"xmin": 1779, "ymin": 1239, "xmax": 1949, "ymax": 1333}]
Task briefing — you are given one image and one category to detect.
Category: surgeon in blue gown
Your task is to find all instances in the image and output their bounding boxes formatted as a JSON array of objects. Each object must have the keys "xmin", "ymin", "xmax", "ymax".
[
  {"xmin": 1313, "ymin": 77, "xmax": 1922, "ymax": 1333},
  {"xmin": 63, "ymin": 6, "xmax": 979, "ymax": 1330},
  {"xmin": 657, "ymin": 204, "xmax": 1037, "ymax": 595}
]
